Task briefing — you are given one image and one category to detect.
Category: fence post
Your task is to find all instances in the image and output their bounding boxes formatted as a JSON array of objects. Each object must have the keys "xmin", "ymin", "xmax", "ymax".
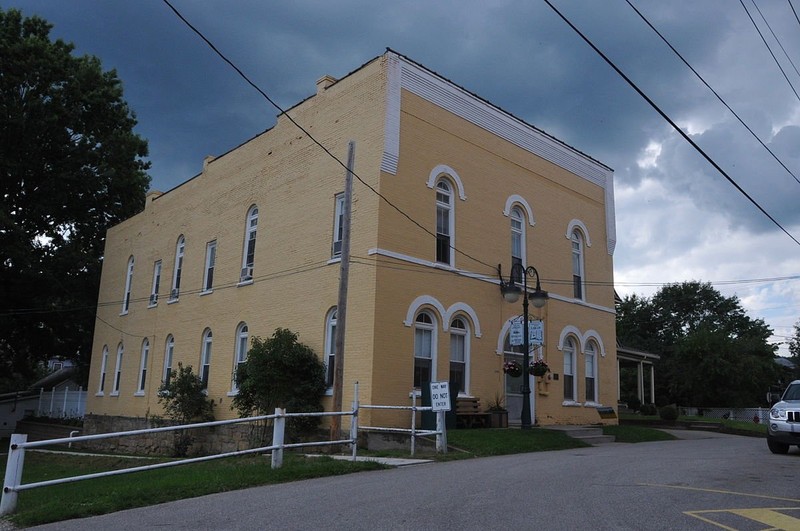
[
  {"xmin": 62, "ymin": 386, "xmax": 69, "ymax": 418},
  {"xmin": 271, "ymin": 408, "xmax": 285, "ymax": 470},
  {"xmin": 350, "ymin": 382, "xmax": 359, "ymax": 462},
  {"xmin": 48, "ymin": 387, "xmax": 55, "ymax": 416},
  {"xmin": 410, "ymin": 391, "xmax": 417, "ymax": 457},
  {"xmin": 436, "ymin": 410, "xmax": 447, "ymax": 454},
  {"xmin": 1, "ymin": 434, "xmax": 27, "ymax": 516}
]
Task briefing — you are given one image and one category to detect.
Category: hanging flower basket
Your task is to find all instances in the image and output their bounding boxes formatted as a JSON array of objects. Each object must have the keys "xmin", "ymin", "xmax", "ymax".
[
  {"xmin": 503, "ymin": 360, "xmax": 522, "ymax": 377},
  {"xmin": 530, "ymin": 359, "xmax": 549, "ymax": 377}
]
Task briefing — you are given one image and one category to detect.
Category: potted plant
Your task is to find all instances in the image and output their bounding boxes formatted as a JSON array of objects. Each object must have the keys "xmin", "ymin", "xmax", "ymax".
[
  {"xmin": 486, "ymin": 393, "xmax": 508, "ymax": 428},
  {"xmin": 530, "ymin": 358, "xmax": 549, "ymax": 377},
  {"xmin": 503, "ymin": 360, "xmax": 522, "ymax": 377}
]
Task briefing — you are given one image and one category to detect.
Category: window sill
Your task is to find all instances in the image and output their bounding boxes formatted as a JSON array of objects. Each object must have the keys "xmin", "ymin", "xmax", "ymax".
[
  {"xmin": 110, "ymin": 391, "xmax": 120, "ymax": 397},
  {"xmin": 226, "ymin": 390, "xmax": 238, "ymax": 397},
  {"xmin": 200, "ymin": 290, "xmax": 213, "ymax": 296},
  {"xmin": 324, "ymin": 388, "xmax": 333, "ymax": 397},
  {"xmin": 584, "ymin": 401, "xmax": 601, "ymax": 408},
  {"xmin": 119, "ymin": 310, "xmax": 129, "ymax": 316},
  {"xmin": 134, "ymin": 391, "xmax": 145, "ymax": 397},
  {"xmin": 148, "ymin": 303, "xmax": 158, "ymax": 309},
  {"xmin": 562, "ymin": 400, "xmax": 580, "ymax": 407},
  {"xmin": 237, "ymin": 279, "xmax": 254, "ymax": 287},
  {"xmin": 167, "ymin": 298, "xmax": 179, "ymax": 305},
  {"xmin": 95, "ymin": 392, "xmax": 104, "ymax": 397},
  {"xmin": 327, "ymin": 256, "xmax": 342, "ymax": 265}
]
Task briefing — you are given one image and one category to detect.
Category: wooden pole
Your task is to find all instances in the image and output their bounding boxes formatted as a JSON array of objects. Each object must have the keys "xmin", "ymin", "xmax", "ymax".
[{"xmin": 330, "ymin": 140, "xmax": 354, "ymax": 441}]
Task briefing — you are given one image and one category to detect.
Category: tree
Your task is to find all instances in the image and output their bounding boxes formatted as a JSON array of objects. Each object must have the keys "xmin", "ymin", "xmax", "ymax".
[
  {"xmin": 233, "ymin": 328, "xmax": 326, "ymax": 439},
  {"xmin": 617, "ymin": 281, "xmax": 778, "ymax": 406},
  {"xmin": 0, "ymin": 9, "xmax": 150, "ymax": 392},
  {"xmin": 157, "ymin": 363, "xmax": 215, "ymax": 456}
]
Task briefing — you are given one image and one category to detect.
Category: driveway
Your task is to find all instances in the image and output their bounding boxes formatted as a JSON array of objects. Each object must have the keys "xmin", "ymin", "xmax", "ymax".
[{"xmin": 25, "ymin": 431, "xmax": 800, "ymax": 530}]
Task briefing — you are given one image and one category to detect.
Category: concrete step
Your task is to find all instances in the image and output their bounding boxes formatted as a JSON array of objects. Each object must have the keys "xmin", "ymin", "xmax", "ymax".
[{"xmin": 548, "ymin": 425, "xmax": 616, "ymax": 445}]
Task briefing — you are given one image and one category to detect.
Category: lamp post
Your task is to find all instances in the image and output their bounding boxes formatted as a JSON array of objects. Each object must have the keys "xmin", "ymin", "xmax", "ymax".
[{"xmin": 498, "ymin": 263, "xmax": 548, "ymax": 429}]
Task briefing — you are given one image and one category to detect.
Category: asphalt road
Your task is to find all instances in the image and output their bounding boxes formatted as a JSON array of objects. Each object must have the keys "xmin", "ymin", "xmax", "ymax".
[{"xmin": 25, "ymin": 431, "xmax": 800, "ymax": 531}]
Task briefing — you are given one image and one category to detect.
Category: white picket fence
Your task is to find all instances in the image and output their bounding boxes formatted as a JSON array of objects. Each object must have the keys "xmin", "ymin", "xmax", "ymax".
[
  {"xmin": 36, "ymin": 387, "xmax": 86, "ymax": 419},
  {"xmin": 680, "ymin": 406, "xmax": 767, "ymax": 424}
]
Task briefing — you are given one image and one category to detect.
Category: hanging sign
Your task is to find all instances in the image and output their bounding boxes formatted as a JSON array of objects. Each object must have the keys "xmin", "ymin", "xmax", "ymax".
[
  {"xmin": 509, "ymin": 319, "xmax": 524, "ymax": 346},
  {"xmin": 529, "ymin": 319, "xmax": 544, "ymax": 346}
]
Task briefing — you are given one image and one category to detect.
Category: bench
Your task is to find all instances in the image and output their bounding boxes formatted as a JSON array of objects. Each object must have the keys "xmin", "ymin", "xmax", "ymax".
[{"xmin": 455, "ymin": 397, "xmax": 491, "ymax": 429}]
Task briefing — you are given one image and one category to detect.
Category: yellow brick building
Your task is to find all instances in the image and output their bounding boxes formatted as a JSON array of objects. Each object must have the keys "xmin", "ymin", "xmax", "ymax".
[{"xmin": 87, "ymin": 50, "xmax": 618, "ymax": 428}]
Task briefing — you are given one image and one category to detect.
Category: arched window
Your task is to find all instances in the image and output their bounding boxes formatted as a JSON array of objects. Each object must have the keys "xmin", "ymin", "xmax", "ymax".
[
  {"xmin": 325, "ymin": 309, "xmax": 337, "ymax": 388},
  {"xmin": 112, "ymin": 343, "xmax": 124, "ymax": 395},
  {"xmin": 571, "ymin": 229, "xmax": 585, "ymax": 300},
  {"xmin": 122, "ymin": 256, "xmax": 134, "ymax": 314},
  {"xmin": 240, "ymin": 206, "xmax": 258, "ymax": 282},
  {"xmin": 137, "ymin": 338, "xmax": 150, "ymax": 394},
  {"xmin": 170, "ymin": 236, "xmax": 185, "ymax": 300},
  {"xmin": 435, "ymin": 180, "xmax": 453, "ymax": 266},
  {"xmin": 585, "ymin": 341, "xmax": 598, "ymax": 403},
  {"xmin": 163, "ymin": 335, "xmax": 175, "ymax": 384},
  {"xmin": 563, "ymin": 337, "xmax": 577, "ymax": 402},
  {"xmin": 414, "ymin": 312, "xmax": 436, "ymax": 388},
  {"xmin": 510, "ymin": 207, "xmax": 525, "ymax": 283},
  {"xmin": 200, "ymin": 329, "xmax": 213, "ymax": 390},
  {"xmin": 232, "ymin": 323, "xmax": 249, "ymax": 392},
  {"xmin": 449, "ymin": 317, "xmax": 470, "ymax": 395},
  {"xmin": 98, "ymin": 346, "xmax": 109, "ymax": 394}
]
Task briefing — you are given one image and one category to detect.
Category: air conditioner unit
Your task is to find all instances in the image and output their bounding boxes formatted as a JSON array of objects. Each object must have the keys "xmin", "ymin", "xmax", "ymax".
[
  {"xmin": 170, "ymin": 288, "xmax": 179, "ymax": 300},
  {"xmin": 240, "ymin": 266, "xmax": 253, "ymax": 281},
  {"xmin": 149, "ymin": 293, "xmax": 158, "ymax": 305}
]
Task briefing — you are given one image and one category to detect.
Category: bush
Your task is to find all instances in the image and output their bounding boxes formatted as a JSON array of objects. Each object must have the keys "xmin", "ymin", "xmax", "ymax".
[
  {"xmin": 659, "ymin": 404, "xmax": 679, "ymax": 421},
  {"xmin": 626, "ymin": 397, "xmax": 641, "ymax": 412},
  {"xmin": 157, "ymin": 363, "xmax": 215, "ymax": 456},
  {"xmin": 639, "ymin": 403, "xmax": 657, "ymax": 416}
]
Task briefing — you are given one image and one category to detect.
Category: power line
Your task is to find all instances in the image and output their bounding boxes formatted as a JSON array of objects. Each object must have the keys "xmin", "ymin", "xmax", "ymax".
[
  {"xmin": 740, "ymin": 0, "xmax": 800, "ymax": 104},
  {"xmin": 543, "ymin": 0, "xmax": 800, "ymax": 248},
  {"xmin": 160, "ymin": 0, "xmax": 498, "ymax": 277},
  {"xmin": 750, "ymin": 0, "xmax": 800, "ymax": 80},
  {"xmin": 624, "ymin": 0, "xmax": 800, "ymax": 186}
]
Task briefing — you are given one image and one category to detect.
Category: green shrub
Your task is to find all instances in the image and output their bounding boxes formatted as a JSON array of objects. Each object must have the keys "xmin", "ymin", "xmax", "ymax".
[
  {"xmin": 626, "ymin": 397, "xmax": 641, "ymax": 412},
  {"xmin": 659, "ymin": 404, "xmax": 678, "ymax": 421},
  {"xmin": 639, "ymin": 403, "xmax": 657, "ymax": 416}
]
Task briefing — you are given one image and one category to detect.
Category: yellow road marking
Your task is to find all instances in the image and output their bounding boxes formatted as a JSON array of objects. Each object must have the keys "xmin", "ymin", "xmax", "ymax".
[
  {"xmin": 685, "ymin": 508, "xmax": 800, "ymax": 530},
  {"xmin": 639, "ymin": 483, "xmax": 800, "ymax": 504}
]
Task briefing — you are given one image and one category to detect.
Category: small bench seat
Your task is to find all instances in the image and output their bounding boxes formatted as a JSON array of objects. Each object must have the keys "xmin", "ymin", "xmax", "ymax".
[{"xmin": 455, "ymin": 397, "xmax": 490, "ymax": 429}]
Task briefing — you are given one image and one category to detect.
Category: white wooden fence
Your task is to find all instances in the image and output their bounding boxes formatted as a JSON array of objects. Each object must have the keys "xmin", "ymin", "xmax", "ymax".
[{"xmin": 36, "ymin": 387, "xmax": 86, "ymax": 419}]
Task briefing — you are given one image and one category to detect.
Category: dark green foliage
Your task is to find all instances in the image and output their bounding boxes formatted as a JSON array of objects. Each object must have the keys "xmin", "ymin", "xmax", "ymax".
[
  {"xmin": 157, "ymin": 364, "xmax": 215, "ymax": 457},
  {"xmin": 232, "ymin": 328, "xmax": 326, "ymax": 439},
  {"xmin": 659, "ymin": 405, "xmax": 678, "ymax": 421},
  {"xmin": 0, "ymin": 8, "xmax": 150, "ymax": 392},
  {"xmin": 639, "ymin": 403, "xmax": 658, "ymax": 416},
  {"xmin": 617, "ymin": 281, "xmax": 778, "ymax": 407}
]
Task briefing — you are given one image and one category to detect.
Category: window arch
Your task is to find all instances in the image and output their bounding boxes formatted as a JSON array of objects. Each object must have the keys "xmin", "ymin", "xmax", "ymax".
[
  {"xmin": 137, "ymin": 338, "xmax": 150, "ymax": 395},
  {"xmin": 449, "ymin": 316, "xmax": 470, "ymax": 395},
  {"xmin": 163, "ymin": 335, "xmax": 175, "ymax": 384},
  {"xmin": 585, "ymin": 340, "xmax": 598, "ymax": 403},
  {"xmin": 562, "ymin": 336, "xmax": 577, "ymax": 403},
  {"xmin": 435, "ymin": 179, "xmax": 454, "ymax": 266},
  {"xmin": 200, "ymin": 329, "xmax": 213, "ymax": 390},
  {"xmin": 170, "ymin": 236, "xmax": 185, "ymax": 300},
  {"xmin": 413, "ymin": 311, "xmax": 437, "ymax": 388},
  {"xmin": 112, "ymin": 343, "xmax": 123, "ymax": 395},
  {"xmin": 98, "ymin": 345, "xmax": 109, "ymax": 394},
  {"xmin": 571, "ymin": 229, "xmax": 585, "ymax": 300},
  {"xmin": 240, "ymin": 205, "xmax": 258, "ymax": 282},
  {"xmin": 122, "ymin": 256, "xmax": 134, "ymax": 314},
  {"xmin": 232, "ymin": 323, "xmax": 249, "ymax": 393},
  {"xmin": 325, "ymin": 309, "xmax": 337, "ymax": 388}
]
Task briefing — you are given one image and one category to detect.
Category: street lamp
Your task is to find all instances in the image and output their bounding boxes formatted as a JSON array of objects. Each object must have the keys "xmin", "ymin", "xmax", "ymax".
[{"xmin": 497, "ymin": 263, "xmax": 548, "ymax": 429}]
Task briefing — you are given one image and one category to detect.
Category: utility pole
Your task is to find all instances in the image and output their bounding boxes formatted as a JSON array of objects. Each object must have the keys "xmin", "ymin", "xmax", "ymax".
[{"xmin": 330, "ymin": 140, "xmax": 354, "ymax": 441}]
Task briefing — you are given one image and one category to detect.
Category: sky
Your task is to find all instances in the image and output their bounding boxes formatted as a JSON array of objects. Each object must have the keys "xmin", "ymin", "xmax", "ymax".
[{"xmin": 8, "ymin": 0, "xmax": 800, "ymax": 356}]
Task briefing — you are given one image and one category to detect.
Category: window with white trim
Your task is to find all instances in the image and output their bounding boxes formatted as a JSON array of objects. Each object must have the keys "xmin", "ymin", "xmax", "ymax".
[
  {"xmin": 563, "ymin": 337, "xmax": 577, "ymax": 402},
  {"xmin": 112, "ymin": 343, "xmax": 123, "ymax": 395},
  {"xmin": 414, "ymin": 312, "xmax": 436, "ymax": 388},
  {"xmin": 435, "ymin": 180, "xmax": 453, "ymax": 265},
  {"xmin": 232, "ymin": 323, "xmax": 248, "ymax": 392},
  {"xmin": 122, "ymin": 256, "xmax": 134, "ymax": 314},
  {"xmin": 449, "ymin": 317, "xmax": 469, "ymax": 395},
  {"xmin": 200, "ymin": 329, "xmax": 212, "ymax": 390},
  {"xmin": 511, "ymin": 207, "xmax": 524, "ymax": 283},
  {"xmin": 203, "ymin": 240, "xmax": 217, "ymax": 292},
  {"xmin": 585, "ymin": 341, "xmax": 598, "ymax": 403},
  {"xmin": 137, "ymin": 338, "xmax": 149, "ymax": 394},
  {"xmin": 163, "ymin": 335, "xmax": 174, "ymax": 385},
  {"xmin": 170, "ymin": 236, "xmax": 185, "ymax": 300},
  {"xmin": 240, "ymin": 206, "xmax": 258, "ymax": 282},
  {"xmin": 571, "ymin": 229, "xmax": 585, "ymax": 300},
  {"xmin": 325, "ymin": 309, "xmax": 337, "ymax": 387},
  {"xmin": 332, "ymin": 194, "xmax": 344, "ymax": 258},
  {"xmin": 98, "ymin": 345, "xmax": 109, "ymax": 394},
  {"xmin": 150, "ymin": 260, "xmax": 161, "ymax": 306}
]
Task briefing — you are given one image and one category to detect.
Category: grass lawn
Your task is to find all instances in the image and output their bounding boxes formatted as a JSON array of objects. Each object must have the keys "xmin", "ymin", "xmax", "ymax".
[
  {"xmin": 602, "ymin": 425, "xmax": 677, "ymax": 443},
  {"xmin": 0, "ymin": 424, "xmax": 687, "ymax": 527}
]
